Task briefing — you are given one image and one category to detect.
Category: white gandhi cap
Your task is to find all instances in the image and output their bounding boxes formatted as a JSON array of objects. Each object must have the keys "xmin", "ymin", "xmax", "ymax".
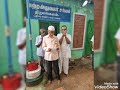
[{"xmin": 48, "ymin": 25, "xmax": 55, "ymax": 31}]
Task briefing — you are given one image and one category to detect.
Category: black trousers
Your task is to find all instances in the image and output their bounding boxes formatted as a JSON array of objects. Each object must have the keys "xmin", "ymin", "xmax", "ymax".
[
  {"xmin": 117, "ymin": 56, "xmax": 120, "ymax": 89},
  {"xmin": 47, "ymin": 59, "xmax": 60, "ymax": 81}
]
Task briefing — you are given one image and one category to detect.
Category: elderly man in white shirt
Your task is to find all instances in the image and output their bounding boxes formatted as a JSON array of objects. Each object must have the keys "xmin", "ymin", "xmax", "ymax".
[
  {"xmin": 16, "ymin": 18, "xmax": 26, "ymax": 81},
  {"xmin": 115, "ymin": 28, "xmax": 120, "ymax": 89},
  {"xmin": 35, "ymin": 28, "xmax": 46, "ymax": 71},
  {"xmin": 57, "ymin": 25, "xmax": 71, "ymax": 76},
  {"xmin": 42, "ymin": 25, "xmax": 60, "ymax": 85},
  {"xmin": 91, "ymin": 35, "xmax": 94, "ymax": 69}
]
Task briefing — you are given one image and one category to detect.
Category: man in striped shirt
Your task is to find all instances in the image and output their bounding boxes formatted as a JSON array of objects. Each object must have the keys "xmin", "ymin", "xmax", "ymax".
[{"xmin": 42, "ymin": 25, "xmax": 61, "ymax": 85}]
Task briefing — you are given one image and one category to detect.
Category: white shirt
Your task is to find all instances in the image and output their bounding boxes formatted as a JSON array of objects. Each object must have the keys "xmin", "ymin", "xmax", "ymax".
[
  {"xmin": 91, "ymin": 36, "xmax": 94, "ymax": 51},
  {"xmin": 91, "ymin": 36, "xmax": 94, "ymax": 42},
  {"xmin": 115, "ymin": 29, "xmax": 120, "ymax": 56},
  {"xmin": 42, "ymin": 35, "xmax": 60, "ymax": 61},
  {"xmin": 57, "ymin": 33, "xmax": 71, "ymax": 58},
  {"xmin": 35, "ymin": 35, "xmax": 44, "ymax": 56},
  {"xmin": 16, "ymin": 28, "xmax": 26, "ymax": 65}
]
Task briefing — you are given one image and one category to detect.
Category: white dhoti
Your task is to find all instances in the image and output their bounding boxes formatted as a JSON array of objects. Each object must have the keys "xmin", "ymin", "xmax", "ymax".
[
  {"xmin": 59, "ymin": 47, "xmax": 71, "ymax": 75},
  {"xmin": 59, "ymin": 57, "xmax": 69, "ymax": 74}
]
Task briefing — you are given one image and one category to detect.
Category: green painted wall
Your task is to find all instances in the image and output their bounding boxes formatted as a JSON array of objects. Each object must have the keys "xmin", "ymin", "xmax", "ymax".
[
  {"xmin": 94, "ymin": 0, "xmax": 120, "ymax": 68},
  {"xmin": 94, "ymin": 0, "xmax": 111, "ymax": 68},
  {"xmin": 0, "ymin": 0, "xmax": 94, "ymax": 75},
  {"xmin": 26, "ymin": 0, "xmax": 94, "ymax": 61},
  {"xmin": 0, "ymin": 0, "xmax": 24, "ymax": 75},
  {"xmin": 103, "ymin": 0, "xmax": 120, "ymax": 64}
]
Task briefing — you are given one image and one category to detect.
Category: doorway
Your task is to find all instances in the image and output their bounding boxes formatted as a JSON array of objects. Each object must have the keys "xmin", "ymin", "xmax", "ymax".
[{"xmin": 39, "ymin": 20, "xmax": 60, "ymax": 36}]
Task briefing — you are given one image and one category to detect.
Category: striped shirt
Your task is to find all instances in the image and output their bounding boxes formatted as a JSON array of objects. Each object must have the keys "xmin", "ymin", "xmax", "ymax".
[{"xmin": 42, "ymin": 35, "xmax": 60, "ymax": 61}]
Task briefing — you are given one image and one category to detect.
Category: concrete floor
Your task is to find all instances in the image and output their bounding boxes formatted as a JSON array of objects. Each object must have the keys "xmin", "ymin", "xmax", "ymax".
[
  {"xmin": 26, "ymin": 57, "xmax": 94, "ymax": 90},
  {"xmin": 94, "ymin": 62, "xmax": 118, "ymax": 90},
  {"xmin": 0, "ymin": 57, "xmax": 94, "ymax": 90}
]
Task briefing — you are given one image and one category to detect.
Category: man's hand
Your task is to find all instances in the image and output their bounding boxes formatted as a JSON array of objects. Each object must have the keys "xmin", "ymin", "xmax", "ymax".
[
  {"xmin": 59, "ymin": 35, "xmax": 64, "ymax": 45},
  {"xmin": 36, "ymin": 38, "xmax": 43, "ymax": 48},
  {"xmin": 56, "ymin": 48, "xmax": 59, "ymax": 51},
  {"xmin": 65, "ymin": 36, "xmax": 71, "ymax": 44},
  {"xmin": 47, "ymin": 48, "xmax": 51, "ymax": 52},
  {"xmin": 116, "ymin": 40, "xmax": 120, "ymax": 54},
  {"xmin": 62, "ymin": 34, "xmax": 66, "ymax": 37}
]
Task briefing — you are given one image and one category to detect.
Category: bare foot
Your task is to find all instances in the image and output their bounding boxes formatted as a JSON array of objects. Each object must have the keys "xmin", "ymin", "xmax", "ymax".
[
  {"xmin": 64, "ymin": 73, "xmax": 69, "ymax": 77},
  {"xmin": 45, "ymin": 80, "xmax": 52, "ymax": 87},
  {"xmin": 57, "ymin": 80, "xmax": 61, "ymax": 85}
]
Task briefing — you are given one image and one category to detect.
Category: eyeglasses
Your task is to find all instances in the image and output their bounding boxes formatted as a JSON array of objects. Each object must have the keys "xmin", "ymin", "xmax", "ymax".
[{"xmin": 62, "ymin": 29, "xmax": 67, "ymax": 30}]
